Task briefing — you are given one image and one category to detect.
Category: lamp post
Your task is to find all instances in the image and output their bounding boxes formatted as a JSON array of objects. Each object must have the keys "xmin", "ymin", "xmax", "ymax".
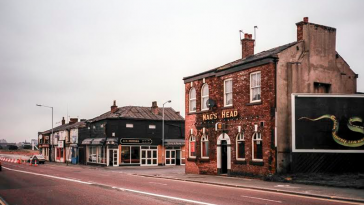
[
  {"xmin": 36, "ymin": 104, "xmax": 53, "ymax": 162},
  {"xmin": 162, "ymin": 100, "xmax": 171, "ymax": 166}
]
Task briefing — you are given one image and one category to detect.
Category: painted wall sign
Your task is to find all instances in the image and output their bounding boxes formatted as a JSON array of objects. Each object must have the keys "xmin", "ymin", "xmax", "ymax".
[
  {"xmin": 292, "ymin": 94, "xmax": 364, "ymax": 153},
  {"xmin": 203, "ymin": 110, "xmax": 238, "ymax": 121},
  {"xmin": 120, "ymin": 138, "xmax": 152, "ymax": 144}
]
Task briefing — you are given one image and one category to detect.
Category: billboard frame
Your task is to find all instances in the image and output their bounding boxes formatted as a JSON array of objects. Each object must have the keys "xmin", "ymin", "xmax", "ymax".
[{"xmin": 291, "ymin": 93, "xmax": 364, "ymax": 153}]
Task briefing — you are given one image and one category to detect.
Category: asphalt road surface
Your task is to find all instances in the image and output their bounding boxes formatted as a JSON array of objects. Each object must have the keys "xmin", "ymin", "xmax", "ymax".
[{"xmin": 0, "ymin": 161, "xmax": 360, "ymax": 205}]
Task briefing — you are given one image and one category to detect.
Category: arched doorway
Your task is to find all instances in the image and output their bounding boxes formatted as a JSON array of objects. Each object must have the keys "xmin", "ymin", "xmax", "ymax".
[{"xmin": 217, "ymin": 133, "xmax": 231, "ymax": 175}]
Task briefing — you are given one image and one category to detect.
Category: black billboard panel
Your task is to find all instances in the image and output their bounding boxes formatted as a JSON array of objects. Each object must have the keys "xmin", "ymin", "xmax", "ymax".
[{"xmin": 292, "ymin": 94, "xmax": 364, "ymax": 152}]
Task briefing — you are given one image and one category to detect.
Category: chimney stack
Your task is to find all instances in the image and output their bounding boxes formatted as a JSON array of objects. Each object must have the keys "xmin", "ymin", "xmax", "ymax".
[
  {"xmin": 151, "ymin": 101, "xmax": 159, "ymax": 115},
  {"xmin": 69, "ymin": 118, "xmax": 78, "ymax": 124},
  {"xmin": 241, "ymin": 33, "xmax": 255, "ymax": 59},
  {"xmin": 297, "ymin": 17, "xmax": 309, "ymax": 41},
  {"xmin": 61, "ymin": 117, "xmax": 65, "ymax": 125},
  {"xmin": 111, "ymin": 100, "xmax": 118, "ymax": 113}
]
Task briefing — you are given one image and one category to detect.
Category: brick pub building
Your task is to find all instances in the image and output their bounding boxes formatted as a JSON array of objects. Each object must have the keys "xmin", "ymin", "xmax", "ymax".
[{"xmin": 183, "ymin": 17, "xmax": 358, "ymax": 176}]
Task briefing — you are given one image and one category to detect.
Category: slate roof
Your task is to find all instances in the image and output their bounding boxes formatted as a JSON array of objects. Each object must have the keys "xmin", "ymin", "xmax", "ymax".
[
  {"xmin": 183, "ymin": 41, "xmax": 298, "ymax": 80},
  {"xmin": 88, "ymin": 106, "xmax": 184, "ymax": 123},
  {"xmin": 41, "ymin": 121, "xmax": 86, "ymax": 135}
]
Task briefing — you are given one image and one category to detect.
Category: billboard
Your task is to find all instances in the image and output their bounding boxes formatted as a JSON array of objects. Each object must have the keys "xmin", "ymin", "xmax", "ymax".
[{"xmin": 292, "ymin": 94, "xmax": 364, "ymax": 153}]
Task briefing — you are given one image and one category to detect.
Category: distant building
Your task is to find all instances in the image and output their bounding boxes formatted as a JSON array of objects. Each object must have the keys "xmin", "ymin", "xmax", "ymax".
[{"xmin": 0, "ymin": 139, "xmax": 7, "ymax": 143}]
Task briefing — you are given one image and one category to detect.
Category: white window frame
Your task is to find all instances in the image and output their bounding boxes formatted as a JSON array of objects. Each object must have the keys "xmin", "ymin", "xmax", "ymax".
[
  {"xmin": 201, "ymin": 84, "xmax": 209, "ymax": 111},
  {"xmin": 149, "ymin": 125, "xmax": 156, "ymax": 129},
  {"xmin": 189, "ymin": 87, "xmax": 197, "ymax": 113},
  {"xmin": 250, "ymin": 71, "xmax": 261, "ymax": 103},
  {"xmin": 224, "ymin": 78, "xmax": 233, "ymax": 107},
  {"xmin": 126, "ymin": 123, "xmax": 133, "ymax": 128},
  {"xmin": 236, "ymin": 132, "xmax": 245, "ymax": 161},
  {"xmin": 252, "ymin": 132, "xmax": 263, "ymax": 162},
  {"xmin": 200, "ymin": 134, "xmax": 209, "ymax": 159},
  {"xmin": 189, "ymin": 135, "xmax": 196, "ymax": 158}
]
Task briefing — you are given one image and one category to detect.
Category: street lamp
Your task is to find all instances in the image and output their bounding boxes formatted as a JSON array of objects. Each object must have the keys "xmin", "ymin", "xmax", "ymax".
[
  {"xmin": 162, "ymin": 100, "xmax": 171, "ymax": 166},
  {"xmin": 36, "ymin": 104, "xmax": 53, "ymax": 162}
]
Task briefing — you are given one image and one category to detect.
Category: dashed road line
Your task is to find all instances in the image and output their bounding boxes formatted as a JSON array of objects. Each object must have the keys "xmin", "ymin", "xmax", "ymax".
[{"xmin": 3, "ymin": 166, "xmax": 215, "ymax": 205}]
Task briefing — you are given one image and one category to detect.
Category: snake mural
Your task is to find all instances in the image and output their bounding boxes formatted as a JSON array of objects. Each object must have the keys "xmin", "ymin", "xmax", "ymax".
[{"xmin": 299, "ymin": 115, "xmax": 364, "ymax": 147}]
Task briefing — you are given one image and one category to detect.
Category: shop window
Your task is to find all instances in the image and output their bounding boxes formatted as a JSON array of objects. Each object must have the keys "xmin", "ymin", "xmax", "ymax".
[
  {"xmin": 201, "ymin": 84, "xmax": 209, "ymax": 111},
  {"xmin": 98, "ymin": 146, "xmax": 107, "ymax": 164},
  {"xmin": 121, "ymin": 146, "xmax": 141, "ymax": 164},
  {"xmin": 126, "ymin": 123, "xmax": 133, "ymax": 128},
  {"xmin": 189, "ymin": 135, "xmax": 196, "ymax": 158},
  {"xmin": 236, "ymin": 132, "xmax": 245, "ymax": 160},
  {"xmin": 201, "ymin": 134, "xmax": 209, "ymax": 158},
  {"xmin": 250, "ymin": 72, "xmax": 261, "ymax": 103},
  {"xmin": 224, "ymin": 79, "xmax": 233, "ymax": 106},
  {"xmin": 252, "ymin": 132, "xmax": 263, "ymax": 161},
  {"xmin": 189, "ymin": 87, "xmax": 196, "ymax": 112},
  {"xmin": 149, "ymin": 125, "xmax": 156, "ymax": 129},
  {"xmin": 89, "ymin": 146, "xmax": 97, "ymax": 163}
]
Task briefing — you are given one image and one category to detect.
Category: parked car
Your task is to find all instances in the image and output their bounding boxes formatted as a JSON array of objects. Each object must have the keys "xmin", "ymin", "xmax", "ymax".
[
  {"xmin": 28, "ymin": 155, "xmax": 46, "ymax": 164},
  {"xmin": 88, "ymin": 154, "xmax": 97, "ymax": 162}
]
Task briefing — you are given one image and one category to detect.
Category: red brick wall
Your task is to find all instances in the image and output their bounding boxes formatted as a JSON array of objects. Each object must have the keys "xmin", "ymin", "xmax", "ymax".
[{"xmin": 185, "ymin": 62, "xmax": 276, "ymax": 176}]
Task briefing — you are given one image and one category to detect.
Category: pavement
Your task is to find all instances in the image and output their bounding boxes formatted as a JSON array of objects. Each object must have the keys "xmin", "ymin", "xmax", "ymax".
[{"xmin": 1, "ymin": 154, "xmax": 364, "ymax": 204}]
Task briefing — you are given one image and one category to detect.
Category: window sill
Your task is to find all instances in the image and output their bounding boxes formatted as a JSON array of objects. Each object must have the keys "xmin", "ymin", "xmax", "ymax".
[
  {"xmin": 222, "ymin": 105, "xmax": 234, "ymax": 109},
  {"xmin": 199, "ymin": 158, "xmax": 210, "ymax": 162},
  {"xmin": 234, "ymin": 160, "xmax": 246, "ymax": 165},
  {"xmin": 187, "ymin": 157, "xmax": 197, "ymax": 162},
  {"xmin": 249, "ymin": 160, "xmax": 264, "ymax": 166},
  {"xmin": 246, "ymin": 101, "xmax": 262, "ymax": 106},
  {"xmin": 187, "ymin": 110, "xmax": 210, "ymax": 115}
]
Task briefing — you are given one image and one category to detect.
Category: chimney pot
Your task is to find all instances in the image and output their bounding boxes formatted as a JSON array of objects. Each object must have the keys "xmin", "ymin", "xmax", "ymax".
[
  {"xmin": 303, "ymin": 17, "xmax": 309, "ymax": 23},
  {"xmin": 62, "ymin": 117, "xmax": 65, "ymax": 125},
  {"xmin": 244, "ymin": 33, "xmax": 249, "ymax": 39}
]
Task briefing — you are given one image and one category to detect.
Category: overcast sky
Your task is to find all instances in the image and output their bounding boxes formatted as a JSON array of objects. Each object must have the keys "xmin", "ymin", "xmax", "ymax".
[{"xmin": 1, "ymin": 0, "xmax": 363, "ymax": 143}]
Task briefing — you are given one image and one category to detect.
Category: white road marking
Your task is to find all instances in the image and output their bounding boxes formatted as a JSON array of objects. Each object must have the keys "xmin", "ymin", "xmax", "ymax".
[
  {"xmin": 148, "ymin": 182, "xmax": 167, "ymax": 186},
  {"xmin": 3, "ymin": 167, "xmax": 92, "ymax": 185},
  {"xmin": 274, "ymin": 185, "xmax": 300, "ymax": 188},
  {"xmin": 240, "ymin": 195, "xmax": 282, "ymax": 203},
  {"xmin": 3, "ymin": 166, "xmax": 215, "ymax": 205}
]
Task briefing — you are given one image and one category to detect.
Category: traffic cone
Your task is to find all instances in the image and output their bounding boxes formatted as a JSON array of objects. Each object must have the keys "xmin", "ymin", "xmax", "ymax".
[
  {"xmin": 34, "ymin": 161, "xmax": 38, "ymax": 167},
  {"xmin": 17, "ymin": 159, "xmax": 21, "ymax": 164},
  {"xmin": 14, "ymin": 159, "xmax": 17, "ymax": 164}
]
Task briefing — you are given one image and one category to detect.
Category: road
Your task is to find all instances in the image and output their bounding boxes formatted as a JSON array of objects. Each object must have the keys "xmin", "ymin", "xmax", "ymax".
[{"xmin": 0, "ymin": 161, "xmax": 360, "ymax": 205}]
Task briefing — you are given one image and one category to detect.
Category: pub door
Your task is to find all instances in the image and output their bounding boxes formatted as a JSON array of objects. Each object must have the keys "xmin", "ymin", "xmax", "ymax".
[{"xmin": 221, "ymin": 140, "xmax": 228, "ymax": 174}]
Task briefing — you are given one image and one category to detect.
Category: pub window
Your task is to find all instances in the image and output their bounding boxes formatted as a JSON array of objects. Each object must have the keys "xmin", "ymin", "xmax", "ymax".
[
  {"xmin": 126, "ymin": 123, "xmax": 133, "ymax": 128},
  {"xmin": 189, "ymin": 135, "xmax": 196, "ymax": 158},
  {"xmin": 201, "ymin": 134, "xmax": 209, "ymax": 158},
  {"xmin": 149, "ymin": 125, "xmax": 156, "ymax": 129},
  {"xmin": 250, "ymin": 71, "xmax": 261, "ymax": 103},
  {"xmin": 201, "ymin": 84, "xmax": 209, "ymax": 111},
  {"xmin": 252, "ymin": 132, "xmax": 263, "ymax": 161},
  {"xmin": 236, "ymin": 132, "xmax": 245, "ymax": 160},
  {"xmin": 189, "ymin": 87, "xmax": 196, "ymax": 112},
  {"xmin": 224, "ymin": 79, "xmax": 233, "ymax": 107}
]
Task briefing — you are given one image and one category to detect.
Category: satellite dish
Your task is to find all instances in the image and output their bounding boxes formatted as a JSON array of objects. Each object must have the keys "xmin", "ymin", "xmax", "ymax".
[{"xmin": 206, "ymin": 99, "xmax": 216, "ymax": 109}]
